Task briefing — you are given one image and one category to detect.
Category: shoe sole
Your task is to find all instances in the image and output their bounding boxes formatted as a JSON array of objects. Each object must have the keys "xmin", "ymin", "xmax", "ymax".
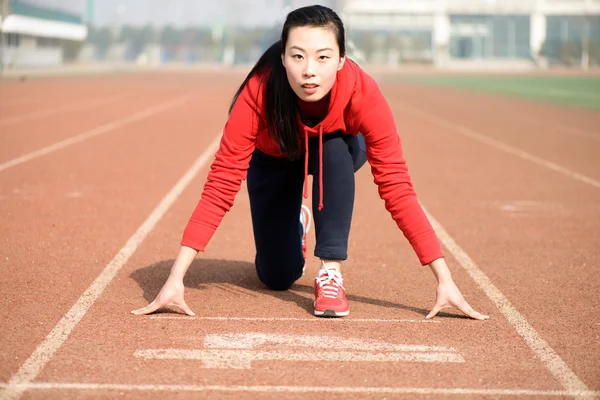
[{"xmin": 314, "ymin": 308, "xmax": 350, "ymax": 317}]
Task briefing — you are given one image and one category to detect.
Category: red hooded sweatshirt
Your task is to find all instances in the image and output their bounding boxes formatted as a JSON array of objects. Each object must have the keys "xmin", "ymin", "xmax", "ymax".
[{"xmin": 180, "ymin": 60, "xmax": 444, "ymax": 266}]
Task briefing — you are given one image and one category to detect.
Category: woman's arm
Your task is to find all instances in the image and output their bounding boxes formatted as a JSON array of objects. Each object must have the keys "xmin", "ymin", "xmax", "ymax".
[
  {"xmin": 131, "ymin": 246, "xmax": 198, "ymax": 316},
  {"xmin": 180, "ymin": 73, "xmax": 265, "ymax": 252},
  {"xmin": 132, "ymin": 74, "xmax": 265, "ymax": 316},
  {"xmin": 427, "ymin": 258, "xmax": 489, "ymax": 320},
  {"xmin": 357, "ymin": 79, "xmax": 488, "ymax": 320},
  {"xmin": 357, "ymin": 84, "xmax": 443, "ymax": 266}
]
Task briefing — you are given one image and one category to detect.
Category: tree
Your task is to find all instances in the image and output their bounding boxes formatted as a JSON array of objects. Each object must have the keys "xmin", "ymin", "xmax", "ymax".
[
  {"xmin": 62, "ymin": 40, "xmax": 84, "ymax": 62},
  {"xmin": 88, "ymin": 26, "xmax": 113, "ymax": 59},
  {"xmin": 160, "ymin": 25, "xmax": 183, "ymax": 47}
]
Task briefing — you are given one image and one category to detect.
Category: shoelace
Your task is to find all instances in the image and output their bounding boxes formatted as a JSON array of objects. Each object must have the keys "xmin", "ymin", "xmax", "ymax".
[{"xmin": 316, "ymin": 269, "xmax": 345, "ymax": 299}]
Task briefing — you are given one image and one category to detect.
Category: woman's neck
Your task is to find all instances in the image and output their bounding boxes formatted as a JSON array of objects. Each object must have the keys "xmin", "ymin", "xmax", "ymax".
[{"xmin": 298, "ymin": 94, "xmax": 330, "ymax": 122}]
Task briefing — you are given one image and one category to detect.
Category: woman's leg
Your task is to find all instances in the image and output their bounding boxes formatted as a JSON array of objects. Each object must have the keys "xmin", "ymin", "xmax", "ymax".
[
  {"xmin": 307, "ymin": 131, "xmax": 363, "ymax": 317},
  {"xmin": 247, "ymin": 149, "xmax": 305, "ymax": 291},
  {"xmin": 308, "ymin": 132, "xmax": 360, "ymax": 261}
]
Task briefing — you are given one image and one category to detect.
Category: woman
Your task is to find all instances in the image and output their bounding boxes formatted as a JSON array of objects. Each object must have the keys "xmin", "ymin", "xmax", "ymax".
[{"xmin": 132, "ymin": 5, "xmax": 489, "ymax": 320}]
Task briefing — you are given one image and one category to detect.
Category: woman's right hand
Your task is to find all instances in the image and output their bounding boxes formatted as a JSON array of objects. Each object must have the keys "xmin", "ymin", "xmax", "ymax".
[
  {"xmin": 131, "ymin": 277, "xmax": 195, "ymax": 316},
  {"xmin": 132, "ymin": 245, "xmax": 199, "ymax": 316}
]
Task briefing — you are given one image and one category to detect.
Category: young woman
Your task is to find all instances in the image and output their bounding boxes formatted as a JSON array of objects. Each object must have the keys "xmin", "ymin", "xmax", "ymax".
[{"xmin": 132, "ymin": 5, "xmax": 489, "ymax": 320}]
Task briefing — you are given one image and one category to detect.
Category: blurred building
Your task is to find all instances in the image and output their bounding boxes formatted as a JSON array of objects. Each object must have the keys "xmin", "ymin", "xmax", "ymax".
[
  {"xmin": 0, "ymin": 0, "xmax": 88, "ymax": 68},
  {"xmin": 341, "ymin": 0, "xmax": 600, "ymax": 67}
]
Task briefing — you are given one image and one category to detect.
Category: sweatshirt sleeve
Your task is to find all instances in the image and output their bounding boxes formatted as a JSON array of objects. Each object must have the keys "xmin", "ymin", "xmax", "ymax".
[
  {"xmin": 358, "ymin": 81, "xmax": 444, "ymax": 266},
  {"xmin": 180, "ymin": 74, "xmax": 264, "ymax": 251}
]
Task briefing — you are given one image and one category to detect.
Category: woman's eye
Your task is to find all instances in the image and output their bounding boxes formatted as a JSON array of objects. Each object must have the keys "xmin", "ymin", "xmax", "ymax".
[
  {"xmin": 292, "ymin": 54, "xmax": 303, "ymax": 59},
  {"xmin": 319, "ymin": 56, "xmax": 330, "ymax": 60}
]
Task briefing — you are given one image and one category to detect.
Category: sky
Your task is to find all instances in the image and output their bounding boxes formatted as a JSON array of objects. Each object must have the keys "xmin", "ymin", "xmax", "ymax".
[{"xmin": 21, "ymin": 0, "xmax": 340, "ymax": 27}]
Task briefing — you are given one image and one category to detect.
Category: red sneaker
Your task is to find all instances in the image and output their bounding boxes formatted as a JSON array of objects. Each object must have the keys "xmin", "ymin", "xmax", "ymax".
[
  {"xmin": 300, "ymin": 205, "xmax": 311, "ymax": 262},
  {"xmin": 314, "ymin": 268, "xmax": 349, "ymax": 317}
]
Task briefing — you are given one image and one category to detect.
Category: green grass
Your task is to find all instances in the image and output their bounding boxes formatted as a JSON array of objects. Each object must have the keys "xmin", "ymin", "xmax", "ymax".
[{"xmin": 400, "ymin": 75, "xmax": 600, "ymax": 110}]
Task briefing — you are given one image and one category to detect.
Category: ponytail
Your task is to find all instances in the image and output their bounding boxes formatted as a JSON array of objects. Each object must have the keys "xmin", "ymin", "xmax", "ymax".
[{"xmin": 229, "ymin": 41, "xmax": 302, "ymax": 160}]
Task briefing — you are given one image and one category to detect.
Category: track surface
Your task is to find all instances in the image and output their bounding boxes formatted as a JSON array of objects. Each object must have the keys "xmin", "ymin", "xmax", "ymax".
[{"xmin": 0, "ymin": 71, "xmax": 598, "ymax": 399}]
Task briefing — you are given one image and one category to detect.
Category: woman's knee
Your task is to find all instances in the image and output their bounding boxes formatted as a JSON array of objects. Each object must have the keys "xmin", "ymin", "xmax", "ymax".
[
  {"xmin": 258, "ymin": 269, "xmax": 302, "ymax": 291},
  {"xmin": 255, "ymin": 254, "xmax": 304, "ymax": 291}
]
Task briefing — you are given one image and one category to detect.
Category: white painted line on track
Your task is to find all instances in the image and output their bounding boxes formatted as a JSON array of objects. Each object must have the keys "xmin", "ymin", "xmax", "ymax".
[
  {"xmin": 136, "ymin": 333, "xmax": 463, "ymax": 368},
  {"xmin": 0, "ymin": 95, "xmax": 124, "ymax": 126},
  {"xmin": 0, "ymin": 383, "xmax": 598, "ymax": 397},
  {"xmin": 396, "ymin": 101, "xmax": 600, "ymax": 189},
  {"xmin": 0, "ymin": 96, "xmax": 189, "ymax": 173},
  {"xmin": 0, "ymin": 132, "xmax": 223, "ymax": 400},
  {"xmin": 203, "ymin": 333, "xmax": 455, "ymax": 352},
  {"xmin": 547, "ymin": 122, "xmax": 600, "ymax": 144},
  {"xmin": 135, "ymin": 348, "xmax": 464, "ymax": 366},
  {"xmin": 422, "ymin": 205, "xmax": 591, "ymax": 396},
  {"xmin": 148, "ymin": 316, "xmax": 440, "ymax": 323}
]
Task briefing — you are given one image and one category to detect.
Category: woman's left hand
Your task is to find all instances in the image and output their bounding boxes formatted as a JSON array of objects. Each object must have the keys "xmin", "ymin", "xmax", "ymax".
[{"xmin": 426, "ymin": 279, "xmax": 489, "ymax": 320}]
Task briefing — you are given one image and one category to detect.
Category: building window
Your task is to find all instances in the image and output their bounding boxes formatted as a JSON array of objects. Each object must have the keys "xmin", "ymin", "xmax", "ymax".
[
  {"xmin": 7, "ymin": 33, "xmax": 21, "ymax": 47},
  {"xmin": 450, "ymin": 15, "xmax": 531, "ymax": 60},
  {"xmin": 37, "ymin": 37, "xmax": 61, "ymax": 48}
]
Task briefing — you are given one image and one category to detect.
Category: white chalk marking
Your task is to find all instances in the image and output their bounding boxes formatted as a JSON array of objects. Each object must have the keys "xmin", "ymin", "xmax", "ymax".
[
  {"xmin": 203, "ymin": 333, "xmax": 455, "ymax": 352},
  {"xmin": 421, "ymin": 205, "xmax": 591, "ymax": 395},
  {"xmin": 0, "ymin": 95, "xmax": 123, "ymax": 126},
  {"xmin": 136, "ymin": 333, "xmax": 463, "ymax": 369},
  {"xmin": 488, "ymin": 84, "xmax": 600, "ymax": 99},
  {"xmin": 135, "ymin": 349, "xmax": 464, "ymax": 368},
  {"xmin": 524, "ymin": 117, "xmax": 600, "ymax": 143},
  {"xmin": 0, "ymin": 383, "xmax": 598, "ymax": 397},
  {"xmin": 396, "ymin": 102, "xmax": 600, "ymax": 189},
  {"xmin": 0, "ymin": 133, "xmax": 223, "ymax": 400},
  {"xmin": 0, "ymin": 96, "xmax": 189, "ymax": 173},
  {"xmin": 148, "ymin": 316, "xmax": 439, "ymax": 323}
]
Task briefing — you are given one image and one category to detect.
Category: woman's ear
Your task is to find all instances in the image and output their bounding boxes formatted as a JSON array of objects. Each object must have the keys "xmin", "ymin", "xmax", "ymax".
[
  {"xmin": 338, "ymin": 56, "xmax": 346, "ymax": 71},
  {"xmin": 281, "ymin": 53, "xmax": 286, "ymax": 69}
]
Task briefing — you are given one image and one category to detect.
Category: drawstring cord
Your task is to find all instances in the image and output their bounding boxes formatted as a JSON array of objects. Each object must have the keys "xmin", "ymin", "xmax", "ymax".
[
  {"xmin": 318, "ymin": 126, "xmax": 323, "ymax": 211},
  {"xmin": 303, "ymin": 125, "xmax": 324, "ymax": 211}
]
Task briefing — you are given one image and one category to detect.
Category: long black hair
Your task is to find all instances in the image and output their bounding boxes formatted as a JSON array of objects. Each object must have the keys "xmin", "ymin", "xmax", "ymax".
[{"xmin": 228, "ymin": 5, "xmax": 346, "ymax": 160}]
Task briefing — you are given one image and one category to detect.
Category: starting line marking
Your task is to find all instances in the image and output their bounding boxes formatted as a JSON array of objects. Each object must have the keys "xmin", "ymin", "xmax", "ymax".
[
  {"xmin": 135, "ymin": 333, "xmax": 463, "ymax": 368},
  {"xmin": 0, "ymin": 383, "xmax": 598, "ymax": 398},
  {"xmin": 148, "ymin": 316, "xmax": 440, "ymax": 323}
]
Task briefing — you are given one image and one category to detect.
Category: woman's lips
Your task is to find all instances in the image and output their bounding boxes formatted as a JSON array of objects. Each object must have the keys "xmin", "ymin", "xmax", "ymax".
[{"xmin": 302, "ymin": 84, "xmax": 319, "ymax": 94}]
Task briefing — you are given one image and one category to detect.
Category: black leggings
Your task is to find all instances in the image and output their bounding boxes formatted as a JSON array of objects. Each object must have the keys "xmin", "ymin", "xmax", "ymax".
[{"xmin": 247, "ymin": 131, "xmax": 366, "ymax": 290}]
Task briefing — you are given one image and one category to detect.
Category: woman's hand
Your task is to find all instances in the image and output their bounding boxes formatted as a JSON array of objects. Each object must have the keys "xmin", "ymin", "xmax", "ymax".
[
  {"xmin": 426, "ymin": 258, "xmax": 489, "ymax": 320},
  {"xmin": 131, "ymin": 277, "xmax": 195, "ymax": 316},
  {"xmin": 131, "ymin": 245, "xmax": 199, "ymax": 316},
  {"xmin": 426, "ymin": 279, "xmax": 489, "ymax": 320}
]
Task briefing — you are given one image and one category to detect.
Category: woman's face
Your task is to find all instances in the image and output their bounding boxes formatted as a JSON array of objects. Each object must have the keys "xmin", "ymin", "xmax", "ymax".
[{"xmin": 282, "ymin": 26, "xmax": 345, "ymax": 102}]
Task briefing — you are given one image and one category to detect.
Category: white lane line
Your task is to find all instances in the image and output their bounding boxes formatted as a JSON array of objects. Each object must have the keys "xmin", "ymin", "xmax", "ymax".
[
  {"xmin": 0, "ymin": 96, "xmax": 189, "ymax": 173},
  {"xmin": 203, "ymin": 333, "xmax": 456, "ymax": 352},
  {"xmin": 148, "ymin": 316, "xmax": 439, "ymax": 323},
  {"xmin": 0, "ymin": 133, "xmax": 223, "ymax": 400},
  {"xmin": 395, "ymin": 102, "xmax": 600, "ymax": 189},
  {"xmin": 421, "ymin": 206, "xmax": 591, "ymax": 395},
  {"xmin": 0, "ymin": 383, "xmax": 598, "ymax": 397},
  {"xmin": 548, "ymin": 123, "xmax": 600, "ymax": 143},
  {"xmin": 0, "ymin": 95, "xmax": 124, "ymax": 127},
  {"xmin": 135, "ymin": 334, "xmax": 463, "ymax": 368},
  {"xmin": 135, "ymin": 349, "xmax": 464, "ymax": 366},
  {"xmin": 488, "ymin": 84, "xmax": 600, "ymax": 99},
  {"xmin": 516, "ymin": 117, "xmax": 600, "ymax": 143}
]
